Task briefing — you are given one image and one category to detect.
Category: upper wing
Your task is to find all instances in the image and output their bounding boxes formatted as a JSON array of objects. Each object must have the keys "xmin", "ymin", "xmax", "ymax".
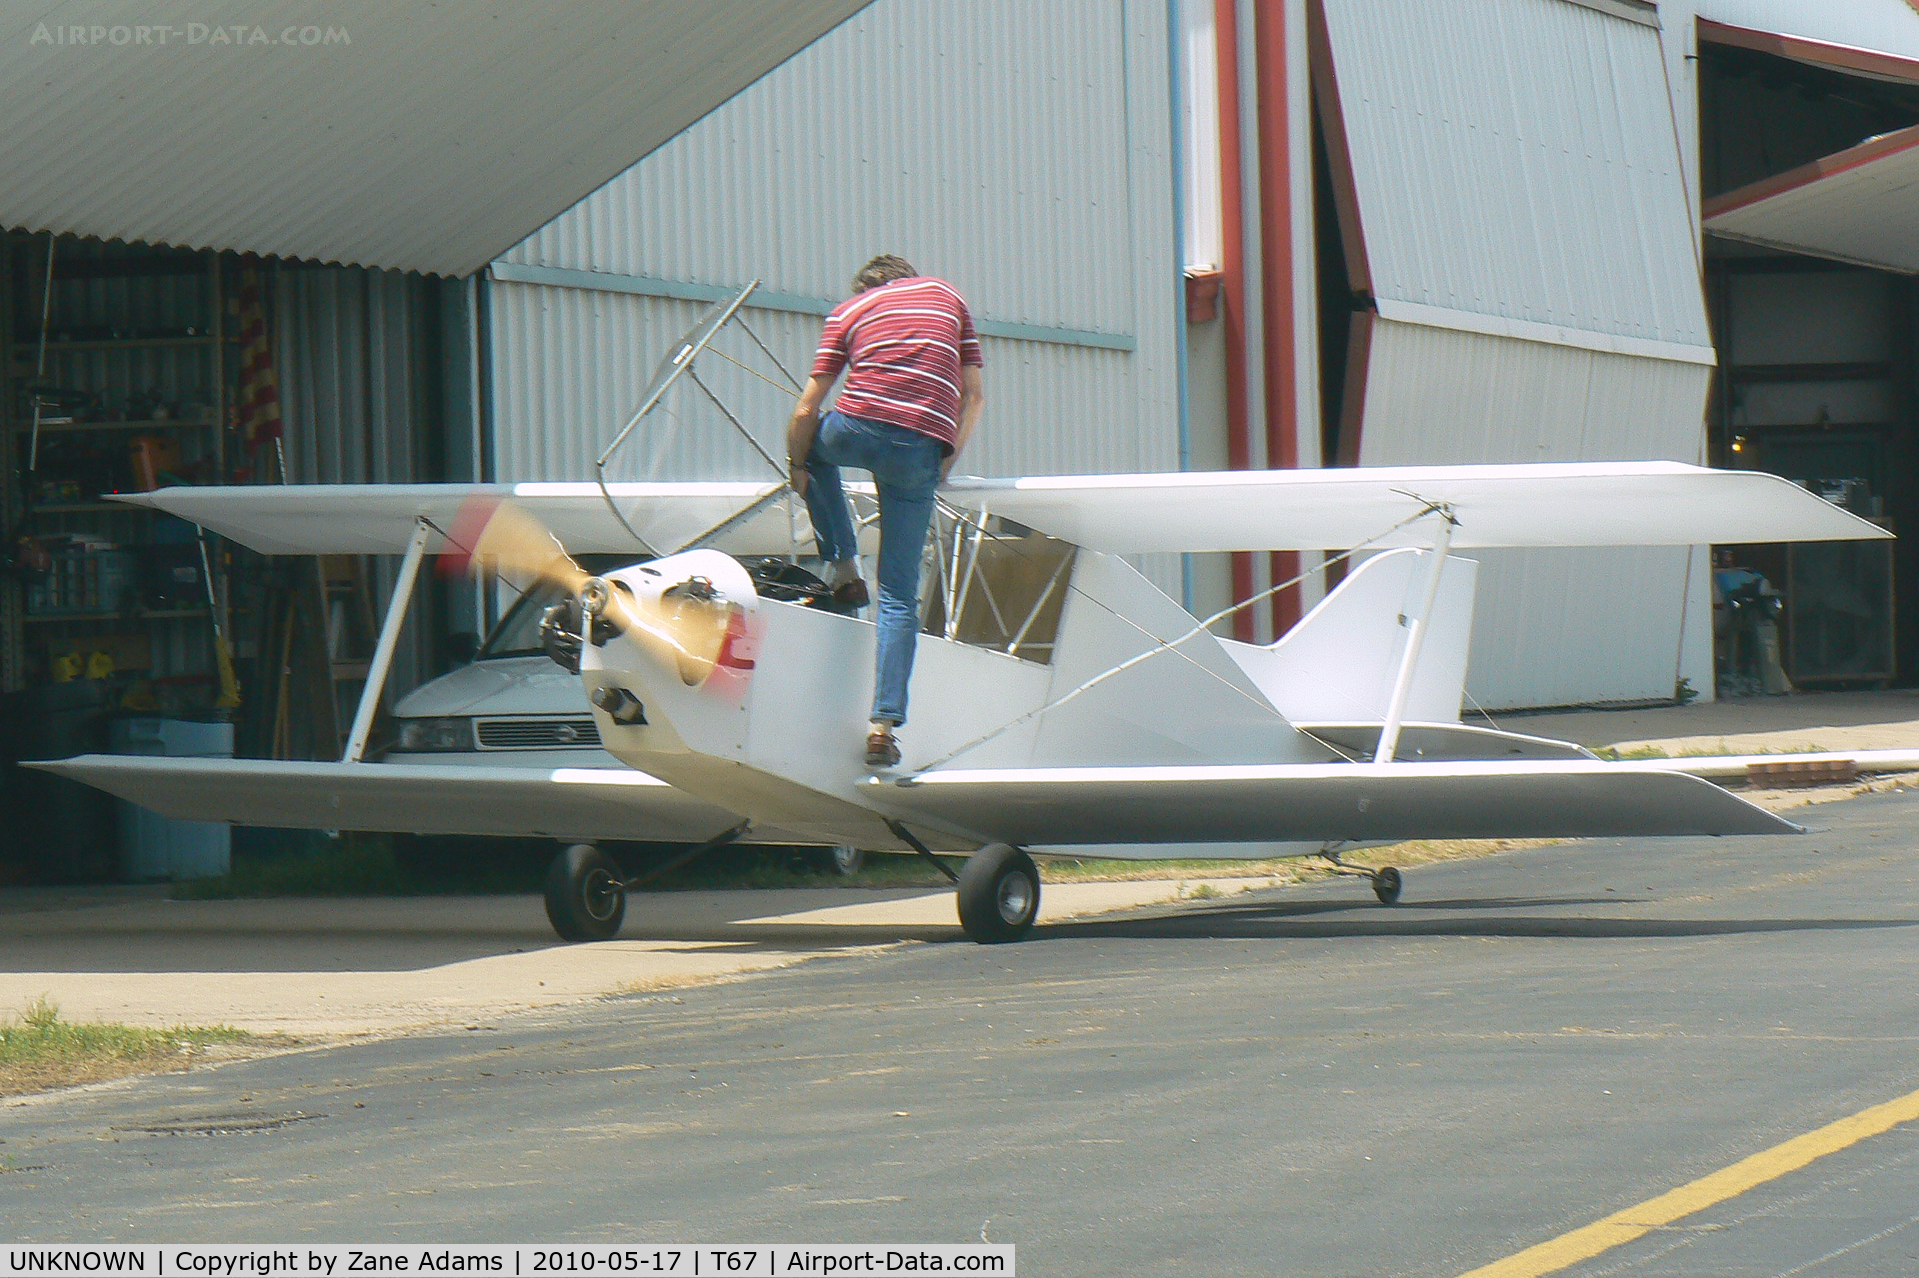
[
  {"xmin": 862, "ymin": 760, "xmax": 1799, "ymax": 846},
  {"xmin": 27, "ymin": 756, "xmax": 812, "ymax": 844},
  {"xmin": 113, "ymin": 482, "xmax": 805, "ymax": 557},
  {"xmin": 944, "ymin": 462, "xmax": 1888, "ymax": 553},
  {"xmin": 115, "ymin": 463, "xmax": 1886, "ymax": 559}
]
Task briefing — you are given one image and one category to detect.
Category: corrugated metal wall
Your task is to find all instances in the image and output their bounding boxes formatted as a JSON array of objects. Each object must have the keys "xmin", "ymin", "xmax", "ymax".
[
  {"xmin": 488, "ymin": 0, "xmax": 1181, "ymax": 546},
  {"xmin": 488, "ymin": 283, "xmax": 1150, "ymax": 485},
  {"xmin": 1360, "ymin": 319, "xmax": 1712, "ymax": 708},
  {"xmin": 1323, "ymin": 0, "xmax": 1717, "ymax": 708},
  {"xmin": 1324, "ymin": 0, "xmax": 1710, "ymax": 351},
  {"xmin": 276, "ymin": 267, "xmax": 434, "ymax": 485},
  {"xmin": 274, "ymin": 263, "xmax": 443, "ymax": 699}
]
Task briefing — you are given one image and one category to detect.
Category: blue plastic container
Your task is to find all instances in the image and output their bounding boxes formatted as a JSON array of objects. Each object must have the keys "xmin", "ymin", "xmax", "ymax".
[{"xmin": 109, "ymin": 718, "xmax": 233, "ymax": 881}]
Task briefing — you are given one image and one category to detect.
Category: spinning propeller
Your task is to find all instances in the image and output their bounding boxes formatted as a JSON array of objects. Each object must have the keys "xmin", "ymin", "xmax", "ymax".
[{"xmin": 438, "ymin": 494, "xmax": 737, "ymax": 687}]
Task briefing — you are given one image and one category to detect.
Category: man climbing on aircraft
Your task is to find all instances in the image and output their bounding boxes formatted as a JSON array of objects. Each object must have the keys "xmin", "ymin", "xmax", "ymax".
[{"xmin": 785, "ymin": 253, "xmax": 987, "ymax": 769}]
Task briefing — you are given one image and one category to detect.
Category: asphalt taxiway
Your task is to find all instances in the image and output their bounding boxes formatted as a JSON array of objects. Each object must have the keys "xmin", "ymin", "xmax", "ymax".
[{"xmin": 4, "ymin": 787, "xmax": 1919, "ymax": 1277}]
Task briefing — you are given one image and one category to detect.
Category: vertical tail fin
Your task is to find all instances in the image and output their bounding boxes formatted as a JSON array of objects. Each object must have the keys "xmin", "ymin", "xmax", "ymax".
[{"xmin": 1222, "ymin": 549, "xmax": 1477, "ymax": 724}]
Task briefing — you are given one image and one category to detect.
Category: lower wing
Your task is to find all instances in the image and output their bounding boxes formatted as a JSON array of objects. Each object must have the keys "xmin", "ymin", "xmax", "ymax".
[
  {"xmin": 862, "ymin": 760, "xmax": 1800, "ymax": 846},
  {"xmin": 27, "ymin": 756, "xmax": 786, "ymax": 844}
]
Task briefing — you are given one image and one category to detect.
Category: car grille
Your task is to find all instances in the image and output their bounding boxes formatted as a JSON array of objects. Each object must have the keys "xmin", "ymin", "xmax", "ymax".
[{"xmin": 475, "ymin": 718, "xmax": 602, "ymax": 749}]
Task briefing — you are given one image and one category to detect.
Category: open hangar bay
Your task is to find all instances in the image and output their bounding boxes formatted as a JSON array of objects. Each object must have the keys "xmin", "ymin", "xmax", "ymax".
[{"xmin": 5, "ymin": 788, "xmax": 1919, "ymax": 1277}]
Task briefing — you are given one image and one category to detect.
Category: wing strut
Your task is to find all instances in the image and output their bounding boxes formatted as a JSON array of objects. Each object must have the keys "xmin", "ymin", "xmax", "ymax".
[
  {"xmin": 885, "ymin": 818, "xmax": 962, "ymax": 884},
  {"xmin": 1373, "ymin": 503, "xmax": 1457, "ymax": 765},
  {"xmin": 343, "ymin": 515, "xmax": 433, "ymax": 763}
]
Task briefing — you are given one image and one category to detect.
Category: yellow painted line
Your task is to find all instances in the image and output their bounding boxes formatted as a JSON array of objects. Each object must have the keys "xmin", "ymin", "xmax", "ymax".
[{"xmin": 1460, "ymin": 1086, "xmax": 1919, "ymax": 1278}]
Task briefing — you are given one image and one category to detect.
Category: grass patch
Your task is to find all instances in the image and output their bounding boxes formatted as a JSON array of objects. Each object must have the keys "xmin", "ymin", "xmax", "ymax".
[
  {"xmin": 1037, "ymin": 839, "xmax": 1559, "ymax": 884},
  {"xmin": 1593, "ymin": 743, "xmax": 1843, "ymax": 761},
  {"xmin": 1593, "ymin": 745, "xmax": 1672, "ymax": 761},
  {"xmin": 176, "ymin": 834, "xmax": 966, "ymax": 899},
  {"xmin": 1331, "ymin": 838, "xmax": 1560, "ymax": 870},
  {"xmin": 1040, "ymin": 857, "xmax": 1306, "ymax": 883},
  {"xmin": 0, "ymin": 997, "xmax": 255, "ymax": 1097}
]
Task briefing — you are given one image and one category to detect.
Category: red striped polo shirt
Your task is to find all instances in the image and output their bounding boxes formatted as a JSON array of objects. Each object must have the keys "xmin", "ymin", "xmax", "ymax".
[{"xmin": 810, "ymin": 276, "xmax": 984, "ymax": 450}]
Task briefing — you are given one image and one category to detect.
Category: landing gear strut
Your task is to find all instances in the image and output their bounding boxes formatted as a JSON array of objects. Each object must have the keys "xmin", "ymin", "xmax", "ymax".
[
  {"xmin": 884, "ymin": 821, "xmax": 1040, "ymax": 945},
  {"xmin": 1319, "ymin": 846, "xmax": 1404, "ymax": 907}
]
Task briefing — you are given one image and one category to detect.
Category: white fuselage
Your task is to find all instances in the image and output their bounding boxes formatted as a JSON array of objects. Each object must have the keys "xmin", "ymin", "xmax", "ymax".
[{"xmin": 578, "ymin": 548, "xmax": 1340, "ymax": 853}]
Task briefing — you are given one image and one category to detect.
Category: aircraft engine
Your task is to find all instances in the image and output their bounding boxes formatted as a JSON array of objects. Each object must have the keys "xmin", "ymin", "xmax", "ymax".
[
  {"xmin": 591, "ymin": 550, "xmax": 759, "ymax": 688},
  {"xmin": 437, "ymin": 494, "xmax": 758, "ymax": 690}
]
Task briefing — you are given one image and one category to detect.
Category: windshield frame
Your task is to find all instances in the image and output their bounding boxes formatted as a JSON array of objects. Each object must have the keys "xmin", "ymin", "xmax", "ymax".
[{"xmin": 474, "ymin": 555, "xmax": 644, "ymax": 661}]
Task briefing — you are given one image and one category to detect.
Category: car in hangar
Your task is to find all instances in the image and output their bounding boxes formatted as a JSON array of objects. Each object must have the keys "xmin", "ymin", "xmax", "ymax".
[{"xmin": 384, "ymin": 567, "xmax": 866, "ymax": 877}]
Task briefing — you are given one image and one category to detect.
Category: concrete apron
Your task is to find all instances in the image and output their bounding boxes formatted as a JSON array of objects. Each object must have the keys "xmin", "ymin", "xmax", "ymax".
[
  {"xmin": 0, "ymin": 880, "xmax": 1267, "ymax": 1038},
  {"xmin": 10, "ymin": 691, "xmax": 1919, "ymax": 1042}
]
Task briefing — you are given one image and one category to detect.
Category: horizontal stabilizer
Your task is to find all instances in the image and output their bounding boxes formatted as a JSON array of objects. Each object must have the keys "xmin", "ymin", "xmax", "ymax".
[
  {"xmin": 1296, "ymin": 722, "xmax": 1594, "ymax": 763},
  {"xmin": 866, "ymin": 760, "xmax": 1799, "ymax": 846},
  {"xmin": 945, "ymin": 462, "xmax": 1888, "ymax": 553},
  {"xmin": 26, "ymin": 756, "xmax": 792, "ymax": 844}
]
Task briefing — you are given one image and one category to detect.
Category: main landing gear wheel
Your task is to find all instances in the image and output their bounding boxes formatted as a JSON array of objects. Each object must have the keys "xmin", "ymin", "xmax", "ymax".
[
  {"xmin": 544, "ymin": 843, "xmax": 626, "ymax": 941},
  {"xmin": 1371, "ymin": 865, "xmax": 1403, "ymax": 906},
  {"xmin": 957, "ymin": 843, "xmax": 1041, "ymax": 944},
  {"xmin": 823, "ymin": 845, "xmax": 866, "ymax": 877}
]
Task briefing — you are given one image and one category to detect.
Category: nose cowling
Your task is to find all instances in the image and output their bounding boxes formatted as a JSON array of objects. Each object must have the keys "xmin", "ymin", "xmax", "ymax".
[{"xmin": 589, "ymin": 549, "xmax": 759, "ymax": 688}]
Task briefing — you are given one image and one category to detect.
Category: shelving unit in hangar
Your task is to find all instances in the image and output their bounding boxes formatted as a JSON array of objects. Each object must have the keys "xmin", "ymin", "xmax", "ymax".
[{"xmin": 1, "ymin": 235, "xmax": 234, "ymax": 705}]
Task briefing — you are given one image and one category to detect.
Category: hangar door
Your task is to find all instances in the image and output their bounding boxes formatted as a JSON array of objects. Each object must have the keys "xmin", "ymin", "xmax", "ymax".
[{"xmin": 1314, "ymin": 0, "xmax": 1717, "ymax": 709}]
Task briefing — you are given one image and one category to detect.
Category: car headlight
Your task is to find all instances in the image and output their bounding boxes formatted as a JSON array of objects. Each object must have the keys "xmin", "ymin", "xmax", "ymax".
[{"xmin": 395, "ymin": 717, "xmax": 476, "ymax": 752}]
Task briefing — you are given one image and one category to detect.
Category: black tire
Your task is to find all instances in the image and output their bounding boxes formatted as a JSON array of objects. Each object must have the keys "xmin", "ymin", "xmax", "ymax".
[
  {"xmin": 956, "ymin": 843, "xmax": 1041, "ymax": 944},
  {"xmin": 543, "ymin": 843, "xmax": 626, "ymax": 941},
  {"xmin": 1372, "ymin": 865, "xmax": 1403, "ymax": 906}
]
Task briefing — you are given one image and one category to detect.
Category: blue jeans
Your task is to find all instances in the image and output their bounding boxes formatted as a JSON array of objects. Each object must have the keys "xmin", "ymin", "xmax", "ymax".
[{"xmin": 803, "ymin": 410, "xmax": 944, "ymax": 725}]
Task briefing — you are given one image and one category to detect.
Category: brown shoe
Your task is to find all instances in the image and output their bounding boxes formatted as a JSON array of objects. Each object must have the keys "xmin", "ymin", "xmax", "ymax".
[
  {"xmin": 831, "ymin": 578, "xmax": 870, "ymax": 612},
  {"xmin": 864, "ymin": 727, "xmax": 901, "ymax": 769}
]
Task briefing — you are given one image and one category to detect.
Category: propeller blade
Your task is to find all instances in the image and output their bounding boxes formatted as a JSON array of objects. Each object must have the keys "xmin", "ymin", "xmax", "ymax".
[
  {"xmin": 439, "ymin": 494, "xmax": 589, "ymax": 595},
  {"xmin": 442, "ymin": 495, "xmax": 737, "ymax": 689}
]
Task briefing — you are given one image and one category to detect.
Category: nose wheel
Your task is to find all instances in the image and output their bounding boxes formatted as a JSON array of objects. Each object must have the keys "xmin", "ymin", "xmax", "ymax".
[
  {"xmin": 544, "ymin": 843, "xmax": 627, "ymax": 941},
  {"xmin": 543, "ymin": 822, "xmax": 752, "ymax": 942}
]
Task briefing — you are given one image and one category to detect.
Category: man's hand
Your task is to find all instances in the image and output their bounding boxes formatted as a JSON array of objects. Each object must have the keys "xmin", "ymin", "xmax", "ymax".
[
  {"xmin": 943, "ymin": 365, "xmax": 984, "ymax": 485},
  {"xmin": 786, "ymin": 374, "xmax": 833, "ymax": 499}
]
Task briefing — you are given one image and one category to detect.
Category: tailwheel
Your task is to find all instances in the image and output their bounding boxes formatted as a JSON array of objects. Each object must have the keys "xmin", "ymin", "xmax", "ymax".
[
  {"xmin": 544, "ymin": 843, "xmax": 627, "ymax": 941},
  {"xmin": 956, "ymin": 843, "xmax": 1041, "ymax": 944},
  {"xmin": 1371, "ymin": 865, "xmax": 1403, "ymax": 906}
]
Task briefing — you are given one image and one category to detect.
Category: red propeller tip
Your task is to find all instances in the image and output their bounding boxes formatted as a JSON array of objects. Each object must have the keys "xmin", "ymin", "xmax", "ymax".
[{"xmin": 435, "ymin": 493, "xmax": 503, "ymax": 578}]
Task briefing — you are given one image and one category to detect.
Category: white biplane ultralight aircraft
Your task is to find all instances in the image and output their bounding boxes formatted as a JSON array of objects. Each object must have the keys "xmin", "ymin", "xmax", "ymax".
[{"xmin": 34, "ymin": 460, "xmax": 1886, "ymax": 943}]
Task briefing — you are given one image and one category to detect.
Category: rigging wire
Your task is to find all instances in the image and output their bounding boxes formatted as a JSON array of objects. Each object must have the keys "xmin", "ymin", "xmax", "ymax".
[
  {"xmin": 708, "ymin": 334, "xmax": 806, "ymax": 396},
  {"xmin": 1461, "ymin": 686, "xmax": 1502, "ymax": 732},
  {"xmin": 927, "ymin": 497, "xmax": 1284, "ymax": 711},
  {"xmin": 910, "ymin": 499, "xmax": 1451, "ymax": 775}
]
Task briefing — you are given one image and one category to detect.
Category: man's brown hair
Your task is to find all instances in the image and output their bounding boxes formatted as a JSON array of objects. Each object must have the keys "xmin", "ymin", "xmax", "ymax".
[{"xmin": 851, "ymin": 254, "xmax": 916, "ymax": 293}]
